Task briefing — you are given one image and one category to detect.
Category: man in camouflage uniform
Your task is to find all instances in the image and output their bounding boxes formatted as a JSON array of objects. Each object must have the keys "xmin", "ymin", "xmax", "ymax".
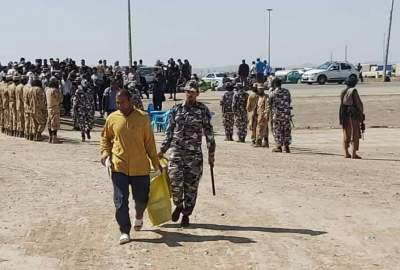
[
  {"xmin": 220, "ymin": 82, "xmax": 235, "ymax": 141},
  {"xmin": 246, "ymin": 84, "xmax": 259, "ymax": 144},
  {"xmin": 232, "ymin": 83, "xmax": 249, "ymax": 143},
  {"xmin": 0, "ymin": 76, "xmax": 4, "ymax": 133},
  {"xmin": 126, "ymin": 81, "xmax": 144, "ymax": 110},
  {"xmin": 15, "ymin": 75, "xmax": 26, "ymax": 137},
  {"xmin": 46, "ymin": 77, "xmax": 63, "ymax": 143},
  {"xmin": 158, "ymin": 80, "xmax": 216, "ymax": 228},
  {"xmin": 23, "ymin": 78, "xmax": 33, "ymax": 140},
  {"xmin": 1, "ymin": 76, "xmax": 11, "ymax": 135},
  {"xmin": 269, "ymin": 78, "xmax": 292, "ymax": 153},
  {"xmin": 8, "ymin": 75, "xmax": 19, "ymax": 136},
  {"xmin": 73, "ymin": 79, "xmax": 95, "ymax": 142},
  {"xmin": 254, "ymin": 85, "xmax": 270, "ymax": 148},
  {"xmin": 30, "ymin": 78, "xmax": 48, "ymax": 141}
]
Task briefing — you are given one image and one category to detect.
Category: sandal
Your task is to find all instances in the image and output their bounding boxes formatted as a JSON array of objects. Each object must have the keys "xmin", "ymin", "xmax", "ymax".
[{"xmin": 134, "ymin": 219, "xmax": 143, "ymax": 231}]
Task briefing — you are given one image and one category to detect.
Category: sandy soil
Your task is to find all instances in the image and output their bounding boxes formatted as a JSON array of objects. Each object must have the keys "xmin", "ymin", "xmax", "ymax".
[{"xmin": 1, "ymin": 82, "xmax": 400, "ymax": 270}]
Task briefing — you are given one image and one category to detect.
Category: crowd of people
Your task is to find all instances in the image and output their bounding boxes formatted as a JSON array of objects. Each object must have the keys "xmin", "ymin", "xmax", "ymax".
[{"xmin": 0, "ymin": 57, "xmax": 193, "ymax": 142}]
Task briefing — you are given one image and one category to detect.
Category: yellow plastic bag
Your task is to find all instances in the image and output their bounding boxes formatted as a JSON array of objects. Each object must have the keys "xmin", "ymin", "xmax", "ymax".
[{"xmin": 147, "ymin": 171, "xmax": 172, "ymax": 226}]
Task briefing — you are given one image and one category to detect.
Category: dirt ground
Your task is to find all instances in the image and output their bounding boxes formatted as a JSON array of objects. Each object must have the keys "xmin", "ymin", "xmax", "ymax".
[{"xmin": 1, "ymin": 82, "xmax": 400, "ymax": 270}]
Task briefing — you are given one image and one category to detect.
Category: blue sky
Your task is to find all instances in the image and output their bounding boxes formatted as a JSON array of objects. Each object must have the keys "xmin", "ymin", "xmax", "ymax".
[{"xmin": 1, "ymin": 0, "xmax": 399, "ymax": 68}]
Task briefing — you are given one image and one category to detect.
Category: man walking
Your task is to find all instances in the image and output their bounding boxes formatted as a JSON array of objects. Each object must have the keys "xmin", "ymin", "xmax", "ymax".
[
  {"xmin": 238, "ymin": 60, "xmax": 250, "ymax": 85},
  {"xmin": 232, "ymin": 83, "xmax": 249, "ymax": 143},
  {"xmin": 46, "ymin": 77, "xmax": 63, "ymax": 143},
  {"xmin": 101, "ymin": 89, "xmax": 161, "ymax": 245},
  {"xmin": 158, "ymin": 80, "xmax": 216, "ymax": 227},
  {"xmin": 220, "ymin": 82, "xmax": 235, "ymax": 141},
  {"xmin": 246, "ymin": 84, "xmax": 259, "ymax": 145}
]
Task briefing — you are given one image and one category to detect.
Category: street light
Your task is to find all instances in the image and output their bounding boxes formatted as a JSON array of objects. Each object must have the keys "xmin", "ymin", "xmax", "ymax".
[
  {"xmin": 267, "ymin": 9, "xmax": 273, "ymax": 67},
  {"xmin": 128, "ymin": 0, "xmax": 133, "ymax": 68},
  {"xmin": 383, "ymin": 0, "xmax": 395, "ymax": 82}
]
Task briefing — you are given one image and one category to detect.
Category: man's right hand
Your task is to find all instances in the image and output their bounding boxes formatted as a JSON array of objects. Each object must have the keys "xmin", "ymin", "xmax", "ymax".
[{"xmin": 101, "ymin": 152, "xmax": 110, "ymax": 166}]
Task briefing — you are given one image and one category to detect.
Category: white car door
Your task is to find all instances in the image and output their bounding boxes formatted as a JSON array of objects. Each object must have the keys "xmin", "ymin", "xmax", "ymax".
[
  {"xmin": 328, "ymin": 63, "xmax": 341, "ymax": 80},
  {"xmin": 340, "ymin": 63, "xmax": 352, "ymax": 80}
]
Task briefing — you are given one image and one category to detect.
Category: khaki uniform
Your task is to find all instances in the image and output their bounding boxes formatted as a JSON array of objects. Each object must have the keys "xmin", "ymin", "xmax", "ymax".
[
  {"xmin": 30, "ymin": 86, "xmax": 47, "ymax": 137},
  {"xmin": 45, "ymin": 87, "xmax": 63, "ymax": 131},
  {"xmin": 1, "ymin": 82, "xmax": 10, "ymax": 132},
  {"xmin": 15, "ymin": 83, "xmax": 25, "ymax": 134},
  {"xmin": 0, "ymin": 82, "xmax": 4, "ymax": 131},
  {"xmin": 246, "ymin": 92, "xmax": 259, "ymax": 142},
  {"xmin": 8, "ymin": 82, "xmax": 17, "ymax": 133},
  {"xmin": 256, "ymin": 94, "xmax": 270, "ymax": 142},
  {"xmin": 23, "ymin": 84, "xmax": 32, "ymax": 137}
]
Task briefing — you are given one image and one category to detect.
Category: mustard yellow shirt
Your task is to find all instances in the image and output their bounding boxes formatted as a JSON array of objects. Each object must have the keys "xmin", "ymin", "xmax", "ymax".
[{"xmin": 100, "ymin": 108, "xmax": 160, "ymax": 176}]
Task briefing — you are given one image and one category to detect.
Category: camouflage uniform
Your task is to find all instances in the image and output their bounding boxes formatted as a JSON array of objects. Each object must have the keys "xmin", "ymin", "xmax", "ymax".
[
  {"xmin": 160, "ymin": 102, "xmax": 216, "ymax": 216},
  {"xmin": 1, "ymin": 80, "xmax": 10, "ymax": 134},
  {"xmin": 126, "ymin": 82, "xmax": 144, "ymax": 110},
  {"xmin": 8, "ymin": 81, "xmax": 17, "ymax": 134},
  {"xmin": 23, "ymin": 84, "xmax": 32, "ymax": 139},
  {"xmin": 220, "ymin": 89, "xmax": 235, "ymax": 139},
  {"xmin": 269, "ymin": 87, "xmax": 292, "ymax": 147},
  {"xmin": 45, "ymin": 87, "xmax": 63, "ymax": 131},
  {"xmin": 232, "ymin": 86, "xmax": 249, "ymax": 142},
  {"xmin": 72, "ymin": 85, "xmax": 95, "ymax": 133},
  {"xmin": 15, "ymin": 82, "xmax": 25, "ymax": 136},
  {"xmin": 30, "ymin": 86, "xmax": 48, "ymax": 139}
]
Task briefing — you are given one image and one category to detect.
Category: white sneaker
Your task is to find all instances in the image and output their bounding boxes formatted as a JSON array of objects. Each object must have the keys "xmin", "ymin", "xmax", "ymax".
[{"xmin": 119, "ymin": 233, "xmax": 130, "ymax": 245}]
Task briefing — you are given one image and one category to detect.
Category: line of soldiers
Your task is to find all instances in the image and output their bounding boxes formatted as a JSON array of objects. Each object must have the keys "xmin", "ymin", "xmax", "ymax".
[{"xmin": 220, "ymin": 77, "xmax": 293, "ymax": 152}]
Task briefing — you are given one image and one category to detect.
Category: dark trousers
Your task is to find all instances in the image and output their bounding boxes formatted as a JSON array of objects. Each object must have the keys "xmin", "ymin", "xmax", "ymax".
[
  {"xmin": 112, "ymin": 173, "xmax": 150, "ymax": 234},
  {"xmin": 167, "ymin": 79, "xmax": 177, "ymax": 99},
  {"xmin": 95, "ymin": 87, "xmax": 105, "ymax": 112},
  {"xmin": 63, "ymin": 94, "xmax": 71, "ymax": 116}
]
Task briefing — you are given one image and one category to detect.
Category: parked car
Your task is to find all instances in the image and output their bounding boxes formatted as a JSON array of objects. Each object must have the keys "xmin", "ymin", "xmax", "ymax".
[
  {"xmin": 301, "ymin": 61, "xmax": 359, "ymax": 85},
  {"xmin": 138, "ymin": 66, "xmax": 163, "ymax": 84},
  {"xmin": 275, "ymin": 70, "xmax": 301, "ymax": 84},
  {"xmin": 201, "ymin": 72, "xmax": 233, "ymax": 88}
]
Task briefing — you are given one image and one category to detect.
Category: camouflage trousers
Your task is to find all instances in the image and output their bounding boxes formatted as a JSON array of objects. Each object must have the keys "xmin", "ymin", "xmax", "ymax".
[
  {"xmin": 77, "ymin": 111, "xmax": 94, "ymax": 132},
  {"xmin": 168, "ymin": 153, "xmax": 203, "ymax": 216},
  {"xmin": 24, "ymin": 112, "xmax": 31, "ymax": 135},
  {"xmin": 31, "ymin": 110, "xmax": 47, "ymax": 135},
  {"xmin": 9, "ymin": 107, "xmax": 17, "ymax": 131},
  {"xmin": 47, "ymin": 107, "xmax": 61, "ymax": 131},
  {"xmin": 222, "ymin": 112, "xmax": 234, "ymax": 136},
  {"xmin": 17, "ymin": 109, "xmax": 24, "ymax": 132},
  {"xmin": 234, "ymin": 112, "xmax": 248, "ymax": 140},
  {"xmin": 272, "ymin": 119, "xmax": 292, "ymax": 147}
]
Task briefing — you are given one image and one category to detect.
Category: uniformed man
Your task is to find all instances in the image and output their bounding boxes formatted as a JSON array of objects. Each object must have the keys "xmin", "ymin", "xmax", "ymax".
[
  {"xmin": 254, "ymin": 85, "xmax": 270, "ymax": 147},
  {"xmin": 15, "ymin": 75, "xmax": 26, "ymax": 137},
  {"xmin": 0, "ymin": 76, "xmax": 4, "ymax": 133},
  {"xmin": 126, "ymin": 82, "xmax": 144, "ymax": 110},
  {"xmin": 220, "ymin": 82, "xmax": 235, "ymax": 141},
  {"xmin": 269, "ymin": 78, "xmax": 292, "ymax": 153},
  {"xmin": 73, "ymin": 79, "xmax": 95, "ymax": 142},
  {"xmin": 158, "ymin": 80, "xmax": 216, "ymax": 227},
  {"xmin": 30, "ymin": 77, "xmax": 48, "ymax": 141},
  {"xmin": 232, "ymin": 83, "xmax": 249, "ymax": 143},
  {"xmin": 246, "ymin": 84, "xmax": 260, "ymax": 144},
  {"xmin": 339, "ymin": 77, "xmax": 364, "ymax": 159},
  {"xmin": 8, "ymin": 74, "xmax": 19, "ymax": 136},
  {"xmin": 46, "ymin": 77, "xmax": 63, "ymax": 143},
  {"xmin": 1, "ymin": 75, "xmax": 12, "ymax": 135},
  {"xmin": 23, "ymin": 77, "xmax": 32, "ymax": 140}
]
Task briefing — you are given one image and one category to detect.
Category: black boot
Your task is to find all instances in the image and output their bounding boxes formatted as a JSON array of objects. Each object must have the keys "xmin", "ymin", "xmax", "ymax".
[
  {"xmin": 81, "ymin": 132, "xmax": 86, "ymax": 142},
  {"xmin": 86, "ymin": 130, "xmax": 91, "ymax": 140},
  {"xmin": 181, "ymin": 215, "xmax": 190, "ymax": 228},
  {"xmin": 172, "ymin": 207, "xmax": 182, "ymax": 222}
]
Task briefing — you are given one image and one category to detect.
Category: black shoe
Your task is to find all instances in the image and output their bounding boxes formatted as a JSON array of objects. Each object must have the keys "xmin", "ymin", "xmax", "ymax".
[
  {"xmin": 172, "ymin": 207, "xmax": 182, "ymax": 222},
  {"xmin": 181, "ymin": 215, "xmax": 190, "ymax": 228},
  {"xmin": 86, "ymin": 130, "xmax": 91, "ymax": 140},
  {"xmin": 81, "ymin": 132, "xmax": 86, "ymax": 142}
]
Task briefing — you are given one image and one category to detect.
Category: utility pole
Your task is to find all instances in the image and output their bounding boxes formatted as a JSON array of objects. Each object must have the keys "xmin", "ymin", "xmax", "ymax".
[
  {"xmin": 267, "ymin": 9, "xmax": 273, "ymax": 67},
  {"xmin": 383, "ymin": 0, "xmax": 395, "ymax": 82},
  {"xmin": 128, "ymin": 0, "xmax": 133, "ymax": 68}
]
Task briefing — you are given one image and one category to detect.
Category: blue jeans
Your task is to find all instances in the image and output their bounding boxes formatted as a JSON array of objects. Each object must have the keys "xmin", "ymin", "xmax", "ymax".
[{"xmin": 112, "ymin": 173, "xmax": 150, "ymax": 234}]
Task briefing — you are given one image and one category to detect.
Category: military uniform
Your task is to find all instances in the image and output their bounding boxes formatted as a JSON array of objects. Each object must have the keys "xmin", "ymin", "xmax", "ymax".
[
  {"xmin": 30, "ymin": 86, "xmax": 48, "ymax": 141},
  {"xmin": 269, "ymin": 87, "xmax": 292, "ymax": 150},
  {"xmin": 72, "ymin": 83, "xmax": 95, "ymax": 141},
  {"xmin": 0, "ymin": 81, "xmax": 4, "ymax": 133},
  {"xmin": 232, "ymin": 85, "xmax": 249, "ymax": 142},
  {"xmin": 8, "ymin": 80, "xmax": 17, "ymax": 136},
  {"xmin": 23, "ymin": 84, "xmax": 32, "ymax": 139},
  {"xmin": 160, "ymin": 102, "xmax": 216, "ymax": 217},
  {"xmin": 46, "ymin": 86, "xmax": 63, "ymax": 142},
  {"xmin": 246, "ymin": 91, "xmax": 259, "ymax": 144},
  {"xmin": 131, "ymin": 89, "xmax": 144, "ymax": 110},
  {"xmin": 15, "ymin": 82, "xmax": 25, "ymax": 137},
  {"xmin": 1, "ymin": 79, "xmax": 10, "ymax": 134},
  {"xmin": 220, "ymin": 88, "xmax": 235, "ymax": 140},
  {"xmin": 255, "ymin": 93, "xmax": 270, "ymax": 147}
]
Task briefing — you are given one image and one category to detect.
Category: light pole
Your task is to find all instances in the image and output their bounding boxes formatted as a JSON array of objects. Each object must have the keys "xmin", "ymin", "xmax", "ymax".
[
  {"xmin": 128, "ymin": 0, "xmax": 133, "ymax": 68},
  {"xmin": 383, "ymin": 0, "xmax": 395, "ymax": 82},
  {"xmin": 267, "ymin": 9, "xmax": 272, "ymax": 67}
]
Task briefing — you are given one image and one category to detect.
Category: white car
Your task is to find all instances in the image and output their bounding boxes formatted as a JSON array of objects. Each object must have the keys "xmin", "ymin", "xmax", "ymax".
[
  {"xmin": 301, "ymin": 62, "xmax": 359, "ymax": 85},
  {"xmin": 201, "ymin": 72, "xmax": 230, "ymax": 87}
]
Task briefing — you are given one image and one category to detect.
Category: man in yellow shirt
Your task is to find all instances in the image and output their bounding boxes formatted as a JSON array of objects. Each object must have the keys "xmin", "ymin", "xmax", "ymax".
[{"xmin": 100, "ymin": 89, "xmax": 161, "ymax": 245}]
